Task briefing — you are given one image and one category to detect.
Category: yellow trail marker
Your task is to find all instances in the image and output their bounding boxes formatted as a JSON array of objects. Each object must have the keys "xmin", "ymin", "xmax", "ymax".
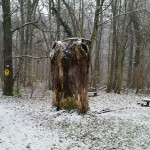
[{"xmin": 5, "ymin": 69, "xmax": 10, "ymax": 76}]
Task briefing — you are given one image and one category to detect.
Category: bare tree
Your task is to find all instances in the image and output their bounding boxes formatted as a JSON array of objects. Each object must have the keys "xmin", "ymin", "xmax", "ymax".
[
  {"xmin": 106, "ymin": 0, "xmax": 118, "ymax": 93},
  {"xmin": 89, "ymin": 0, "xmax": 105, "ymax": 54}
]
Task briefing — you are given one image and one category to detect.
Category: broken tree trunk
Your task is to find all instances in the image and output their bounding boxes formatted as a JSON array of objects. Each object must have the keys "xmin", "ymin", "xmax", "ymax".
[{"xmin": 51, "ymin": 38, "xmax": 90, "ymax": 113}]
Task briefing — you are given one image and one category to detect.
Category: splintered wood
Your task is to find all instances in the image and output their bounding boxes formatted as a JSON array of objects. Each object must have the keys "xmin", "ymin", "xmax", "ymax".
[{"xmin": 51, "ymin": 38, "xmax": 90, "ymax": 113}]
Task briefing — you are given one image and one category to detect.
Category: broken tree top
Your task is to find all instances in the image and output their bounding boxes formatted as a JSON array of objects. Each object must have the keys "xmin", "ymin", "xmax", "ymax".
[
  {"xmin": 63, "ymin": 37, "xmax": 91, "ymax": 44},
  {"xmin": 51, "ymin": 38, "xmax": 90, "ymax": 113},
  {"xmin": 50, "ymin": 38, "xmax": 91, "ymax": 58}
]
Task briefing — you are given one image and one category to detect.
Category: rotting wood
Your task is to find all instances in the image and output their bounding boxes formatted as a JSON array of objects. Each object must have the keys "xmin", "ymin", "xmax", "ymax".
[{"xmin": 51, "ymin": 38, "xmax": 90, "ymax": 113}]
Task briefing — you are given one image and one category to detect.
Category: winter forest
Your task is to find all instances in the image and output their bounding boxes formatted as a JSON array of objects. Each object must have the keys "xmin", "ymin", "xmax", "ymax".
[
  {"xmin": 0, "ymin": 0, "xmax": 150, "ymax": 149},
  {"xmin": 0, "ymin": 0, "xmax": 150, "ymax": 95}
]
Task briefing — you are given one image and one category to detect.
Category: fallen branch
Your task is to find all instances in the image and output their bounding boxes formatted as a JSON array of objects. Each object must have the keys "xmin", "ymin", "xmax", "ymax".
[
  {"xmin": 91, "ymin": 109, "xmax": 114, "ymax": 114},
  {"xmin": 91, "ymin": 108, "xmax": 127, "ymax": 114}
]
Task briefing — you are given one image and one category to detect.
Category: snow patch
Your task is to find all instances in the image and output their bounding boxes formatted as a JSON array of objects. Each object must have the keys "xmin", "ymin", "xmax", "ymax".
[{"xmin": 0, "ymin": 91, "xmax": 150, "ymax": 149}]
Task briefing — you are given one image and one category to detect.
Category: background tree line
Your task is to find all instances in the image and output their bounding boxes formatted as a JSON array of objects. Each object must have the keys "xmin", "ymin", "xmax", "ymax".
[{"xmin": 0, "ymin": 0, "xmax": 150, "ymax": 96}]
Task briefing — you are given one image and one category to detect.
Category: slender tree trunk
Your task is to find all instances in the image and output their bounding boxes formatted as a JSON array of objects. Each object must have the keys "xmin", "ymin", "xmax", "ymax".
[
  {"xmin": 127, "ymin": 0, "xmax": 142, "ymax": 93},
  {"xmin": 2, "ymin": 0, "xmax": 13, "ymax": 95},
  {"xmin": 127, "ymin": 24, "xmax": 134, "ymax": 88},
  {"xmin": 131, "ymin": 12, "xmax": 142, "ymax": 93},
  {"xmin": 113, "ymin": 0, "xmax": 121, "ymax": 90},
  {"xmin": 107, "ymin": 34, "xmax": 111, "ymax": 87},
  {"xmin": 13, "ymin": 0, "xmax": 25, "ymax": 90},
  {"xmin": 48, "ymin": 0, "xmax": 52, "ymax": 89},
  {"xmin": 79, "ymin": 0, "xmax": 84, "ymax": 36},
  {"xmin": 57, "ymin": 0, "xmax": 60, "ymax": 40},
  {"xmin": 23, "ymin": 0, "xmax": 39, "ymax": 86},
  {"xmin": 61, "ymin": 0, "xmax": 78, "ymax": 37},
  {"xmin": 106, "ymin": 0, "xmax": 117, "ymax": 93},
  {"xmin": 51, "ymin": 0, "xmax": 72, "ymax": 37},
  {"xmin": 89, "ymin": 0, "xmax": 105, "ymax": 54},
  {"xmin": 114, "ymin": 0, "xmax": 128, "ymax": 94},
  {"xmin": 0, "ymin": 25, "xmax": 3, "ymax": 83},
  {"xmin": 93, "ymin": 15, "xmax": 103, "ymax": 87}
]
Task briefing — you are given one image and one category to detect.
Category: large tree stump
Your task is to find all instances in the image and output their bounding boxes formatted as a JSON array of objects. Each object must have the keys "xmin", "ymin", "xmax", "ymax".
[{"xmin": 51, "ymin": 38, "xmax": 90, "ymax": 113}]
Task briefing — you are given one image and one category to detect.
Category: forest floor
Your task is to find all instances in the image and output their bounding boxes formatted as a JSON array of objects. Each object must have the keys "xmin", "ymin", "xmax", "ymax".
[{"xmin": 0, "ymin": 90, "xmax": 150, "ymax": 150}]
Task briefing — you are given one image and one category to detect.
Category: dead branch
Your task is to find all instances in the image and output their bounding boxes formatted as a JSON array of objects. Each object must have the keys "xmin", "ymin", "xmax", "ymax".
[
  {"xmin": 13, "ymin": 55, "xmax": 49, "ymax": 59},
  {"xmin": 98, "ymin": 0, "xmax": 113, "ymax": 15},
  {"xmin": 31, "ymin": 23, "xmax": 51, "ymax": 32},
  {"xmin": 99, "ymin": 9, "xmax": 147, "ymax": 26},
  {"xmin": 12, "ymin": 21, "xmax": 38, "ymax": 32},
  {"xmin": 91, "ymin": 108, "xmax": 127, "ymax": 114},
  {"xmin": 51, "ymin": 0, "xmax": 72, "ymax": 37}
]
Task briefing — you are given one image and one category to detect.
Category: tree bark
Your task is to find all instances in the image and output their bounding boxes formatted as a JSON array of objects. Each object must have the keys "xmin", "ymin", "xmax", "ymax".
[
  {"xmin": 89, "ymin": 0, "xmax": 105, "ymax": 54},
  {"xmin": 131, "ymin": 11, "xmax": 142, "ymax": 93},
  {"xmin": 23, "ymin": 0, "xmax": 39, "ymax": 86},
  {"xmin": 127, "ymin": 24, "xmax": 134, "ymax": 88},
  {"xmin": 57, "ymin": 0, "xmax": 60, "ymax": 40},
  {"xmin": 51, "ymin": 0, "xmax": 72, "ymax": 37},
  {"xmin": 0, "ymin": 24, "xmax": 3, "ymax": 83},
  {"xmin": 2, "ymin": 0, "xmax": 13, "ymax": 95},
  {"xmin": 106, "ymin": 0, "xmax": 117, "ymax": 93},
  {"xmin": 61, "ymin": 0, "xmax": 79, "ymax": 37},
  {"xmin": 93, "ymin": 14, "xmax": 103, "ymax": 87}
]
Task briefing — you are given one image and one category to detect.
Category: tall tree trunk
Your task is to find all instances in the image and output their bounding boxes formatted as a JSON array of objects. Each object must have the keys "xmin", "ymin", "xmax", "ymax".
[
  {"xmin": 79, "ymin": 0, "xmax": 84, "ymax": 36},
  {"xmin": 127, "ymin": 24, "xmax": 134, "ymax": 88},
  {"xmin": 127, "ymin": 0, "xmax": 142, "ymax": 93},
  {"xmin": 51, "ymin": 0, "xmax": 72, "ymax": 37},
  {"xmin": 48, "ymin": 0, "xmax": 52, "ymax": 89},
  {"xmin": 89, "ymin": 0, "xmax": 105, "ymax": 54},
  {"xmin": 106, "ymin": 0, "xmax": 117, "ymax": 93},
  {"xmin": 93, "ymin": 14, "xmax": 103, "ymax": 87},
  {"xmin": 57, "ymin": 0, "xmax": 60, "ymax": 40},
  {"xmin": 131, "ymin": 12, "xmax": 142, "ymax": 93},
  {"xmin": 23, "ymin": 0, "xmax": 39, "ymax": 86},
  {"xmin": 13, "ymin": 0, "xmax": 25, "ymax": 90},
  {"xmin": 61, "ymin": 0, "xmax": 78, "ymax": 36},
  {"xmin": 114, "ymin": 38, "xmax": 128, "ymax": 94},
  {"xmin": 0, "ymin": 25, "xmax": 3, "ymax": 83},
  {"xmin": 114, "ymin": 0, "xmax": 129, "ymax": 94},
  {"xmin": 107, "ymin": 34, "xmax": 111, "ymax": 87},
  {"xmin": 2, "ymin": 0, "xmax": 13, "ymax": 95},
  {"xmin": 113, "ymin": 0, "xmax": 121, "ymax": 90}
]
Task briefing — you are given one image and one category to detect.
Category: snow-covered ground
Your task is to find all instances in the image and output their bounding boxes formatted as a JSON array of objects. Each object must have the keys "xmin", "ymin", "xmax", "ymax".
[{"xmin": 0, "ymin": 91, "xmax": 150, "ymax": 150}]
